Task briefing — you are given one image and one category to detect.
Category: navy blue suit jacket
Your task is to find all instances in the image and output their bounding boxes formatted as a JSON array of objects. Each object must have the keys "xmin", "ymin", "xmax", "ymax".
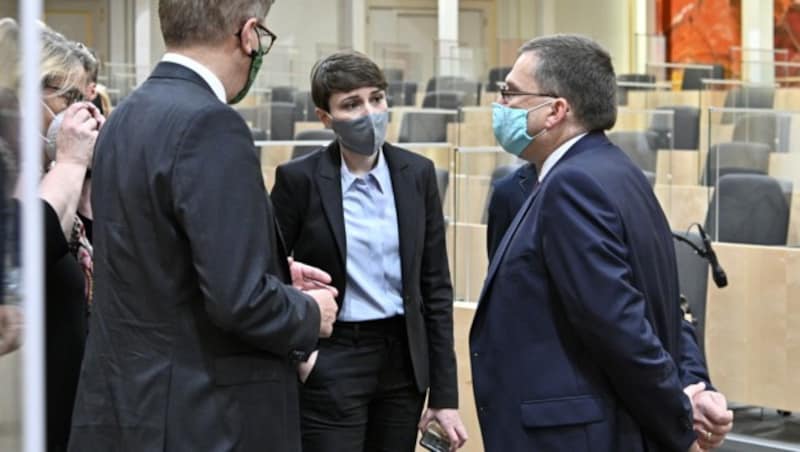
[
  {"xmin": 485, "ymin": 163, "xmax": 537, "ymax": 261},
  {"xmin": 471, "ymin": 132, "xmax": 704, "ymax": 451}
]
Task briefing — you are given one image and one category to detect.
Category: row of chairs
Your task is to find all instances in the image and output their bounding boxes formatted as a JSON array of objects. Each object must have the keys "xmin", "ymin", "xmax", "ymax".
[{"xmin": 609, "ymin": 112, "xmax": 791, "ymax": 175}]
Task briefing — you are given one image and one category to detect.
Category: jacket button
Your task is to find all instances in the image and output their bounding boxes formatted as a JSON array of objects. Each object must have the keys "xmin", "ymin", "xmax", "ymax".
[{"xmin": 472, "ymin": 352, "xmax": 479, "ymax": 358}]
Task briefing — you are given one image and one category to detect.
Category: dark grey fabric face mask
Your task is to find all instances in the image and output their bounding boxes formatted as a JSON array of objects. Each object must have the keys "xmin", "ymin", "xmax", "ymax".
[{"xmin": 331, "ymin": 111, "xmax": 389, "ymax": 156}]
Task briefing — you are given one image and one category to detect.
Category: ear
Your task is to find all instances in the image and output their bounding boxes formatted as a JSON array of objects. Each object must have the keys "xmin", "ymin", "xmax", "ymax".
[
  {"xmin": 237, "ymin": 17, "xmax": 260, "ymax": 56},
  {"xmin": 315, "ymin": 107, "xmax": 332, "ymax": 128},
  {"xmin": 544, "ymin": 98, "xmax": 569, "ymax": 128}
]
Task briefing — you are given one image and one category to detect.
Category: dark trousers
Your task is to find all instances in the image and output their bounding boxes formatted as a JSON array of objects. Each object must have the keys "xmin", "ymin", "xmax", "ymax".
[{"xmin": 299, "ymin": 316, "xmax": 425, "ymax": 452}]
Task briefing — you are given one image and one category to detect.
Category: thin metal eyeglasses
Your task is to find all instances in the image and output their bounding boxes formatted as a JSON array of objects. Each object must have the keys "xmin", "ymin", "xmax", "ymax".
[{"xmin": 496, "ymin": 81, "xmax": 557, "ymax": 103}]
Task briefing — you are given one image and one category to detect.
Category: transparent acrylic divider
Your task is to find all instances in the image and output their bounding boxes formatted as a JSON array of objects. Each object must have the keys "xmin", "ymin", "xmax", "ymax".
[
  {"xmin": 617, "ymin": 79, "xmax": 701, "ymax": 111},
  {"xmin": 449, "ymin": 146, "xmax": 522, "ymax": 303},
  {"xmin": 0, "ymin": 106, "xmax": 21, "ymax": 452},
  {"xmin": 645, "ymin": 61, "xmax": 717, "ymax": 89},
  {"xmin": 706, "ymin": 107, "xmax": 800, "ymax": 246}
]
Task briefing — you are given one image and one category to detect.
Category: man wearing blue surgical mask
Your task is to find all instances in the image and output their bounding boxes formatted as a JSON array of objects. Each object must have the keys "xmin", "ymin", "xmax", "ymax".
[
  {"xmin": 470, "ymin": 34, "xmax": 732, "ymax": 452},
  {"xmin": 271, "ymin": 51, "xmax": 467, "ymax": 452}
]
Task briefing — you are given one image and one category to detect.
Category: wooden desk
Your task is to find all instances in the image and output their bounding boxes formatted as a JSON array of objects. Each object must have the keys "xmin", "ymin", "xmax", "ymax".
[
  {"xmin": 705, "ymin": 243, "xmax": 800, "ymax": 412},
  {"xmin": 450, "ymin": 108, "xmax": 494, "ymax": 147},
  {"xmin": 445, "ymin": 174, "xmax": 491, "ymax": 224},
  {"xmin": 655, "ymin": 150, "xmax": 701, "ymax": 186},
  {"xmin": 654, "ymin": 184, "xmax": 712, "ymax": 231},
  {"xmin": 416, "ymin": 303, "xmax": 483, "ymax": 451},
  {"xmin": 260, "ymin": 145, "xmax": 293, "ymax": 168},
  {"xmin": 0, "ymin": 349, "xmax": 21, "ymax": 451},
  {"xmin": 773, "ymin": 88, "xmax": 800, "ymax": 111},
  {"xmin": 445, "ymin": 222, "xmax": 488, "ymax": 302}
]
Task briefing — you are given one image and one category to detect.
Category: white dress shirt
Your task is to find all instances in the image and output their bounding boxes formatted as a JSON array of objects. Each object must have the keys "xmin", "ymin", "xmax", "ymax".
[
  {"xmin": 161, "ymin": 52, "xmax": 227, "ymax": 103},
  {"xmin": 538, "ymin": 132, "xmax": 588, "ymax": 183}
]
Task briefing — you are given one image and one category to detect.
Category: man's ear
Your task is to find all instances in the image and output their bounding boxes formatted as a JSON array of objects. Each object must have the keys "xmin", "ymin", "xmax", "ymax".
[
  {"xmin": 545, "ymin": 98, "xmax": 569, "ymax": 128},
  {"xmin": 316, "ymin": 107, "xmax": 332, "ymax": 128},
  {"xmin": 237, "ymin": 17, "xmax": 260, "ymax": 56}
]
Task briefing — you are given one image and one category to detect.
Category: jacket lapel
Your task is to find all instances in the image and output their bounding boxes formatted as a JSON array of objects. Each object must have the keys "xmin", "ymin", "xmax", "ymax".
[
  {"xmin": 316, "ymin": 142, "xmax": 347, "ymax": 267},
  {"xmin": 476, "ymin": 131, "xmax": 611, "ymax": 305},
  {"xmin": 478, "ymin": 182, "xmax": 541, "ymax": 304},
  {"xmin": 384, "ymin": 145, "xmax": 415, "ymax": 295}
]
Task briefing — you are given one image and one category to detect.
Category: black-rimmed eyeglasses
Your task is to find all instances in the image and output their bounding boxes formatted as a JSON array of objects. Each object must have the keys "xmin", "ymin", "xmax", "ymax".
[
  {"xmin": 235, "ymin": 23, "xmax": 277, "ymax": 56},
  {"xmin": 496, "ymin": 81, "xmax": 557, "ymax": 103}
]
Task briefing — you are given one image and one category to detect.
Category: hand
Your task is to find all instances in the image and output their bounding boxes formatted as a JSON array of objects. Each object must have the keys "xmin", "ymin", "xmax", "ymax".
[
  {"xmin": 296, "ymin": 349, "xmax": 318, "ymax": 383},
  {"xmin": 418, "ymin": 408, "xmax": 468, "ymax": 451},
  {"xmin": 288, "ymin": 257, "xmax": 338, "ymax": 297},
  {"xmin": 306, "ymin": 289, "xmax": 337, "ymax": 338},
  {"xmin": 688, "ymin": 440, "xmax": 704, "ymax": 452},
  {"xmin": 686, "ymin": 383, "xmax": 733, "ymax": 450},
  {"xmin": 55, "ymin": 102, "xmax": 104, "ymax": 168},
  {"xmin": 0, "ymin": 305, "xmax": 23, "ymax": 356}
]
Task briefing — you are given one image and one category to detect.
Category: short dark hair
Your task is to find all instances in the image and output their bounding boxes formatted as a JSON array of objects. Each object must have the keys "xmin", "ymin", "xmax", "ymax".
[
  {"xmin": 159, "ymin": 0, "xmax": 274, "ymax": 48},
  {"xmin": 519, "ymin": 34, "xmax": 617, "ymax": 131},
  {"xmin": 310, "ymin": 51, "xmax": 388, "ymax": 112}
]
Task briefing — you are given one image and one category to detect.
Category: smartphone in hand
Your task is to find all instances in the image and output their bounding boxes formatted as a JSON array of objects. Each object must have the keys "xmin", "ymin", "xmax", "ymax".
[{"xmin": 419, "ymin": 421, "xmax": 451, "ymax": 452}]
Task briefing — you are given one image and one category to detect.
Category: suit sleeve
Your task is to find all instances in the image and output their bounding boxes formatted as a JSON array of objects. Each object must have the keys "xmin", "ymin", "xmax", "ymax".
[
  {"xmin": 172, "ymin": 105, "xmax": 319, "ymax": 358},
  {"xmin": 271, "ymin": 164, "xmax": 303, "ymax": 252},
  {"xmin": 420, "ymin": 161, "xmax": 459, "ymax": 408},
  {"xmin": 540, "ymin": 168, "xmax": 696, "ymax": 451},
  {"xmin": 678, "ymin": 318, "xmax": 713, "ymax": 389}
]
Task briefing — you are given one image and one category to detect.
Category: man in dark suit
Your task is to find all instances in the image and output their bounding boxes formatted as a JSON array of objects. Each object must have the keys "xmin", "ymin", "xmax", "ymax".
[
  {"xmin": 68, "ymin": 1, "xmax": 338, "ymax": 451},
  {"xmin": 470, "ymin": 34, "xmax": 732, "ymax": 451},
  {"xmin": 485, "ymin": 163, "xmax": 537, "ymax": 261},
  {"xmin": 271, "ymin": 51, "xmax": 466, "ymax": 451}
]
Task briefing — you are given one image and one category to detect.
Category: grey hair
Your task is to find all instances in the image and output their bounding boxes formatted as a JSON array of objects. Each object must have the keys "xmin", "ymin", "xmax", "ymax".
[
  {"xmin": 159, "ymin": 0, "xmax": 276, "ymax": 48},
  {"xmin": 519, "ymin": 34, "xmax": 617, "ymax": 131}
]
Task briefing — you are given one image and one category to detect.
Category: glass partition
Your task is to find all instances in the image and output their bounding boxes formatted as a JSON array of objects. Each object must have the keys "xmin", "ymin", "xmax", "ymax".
[
  {"xmin": 449, "ymin": 147, "xmax": 522, "ymax": 303},
  {"xmin": 706, "ymin": 107, "xmax": 800, "ymax": 246}
]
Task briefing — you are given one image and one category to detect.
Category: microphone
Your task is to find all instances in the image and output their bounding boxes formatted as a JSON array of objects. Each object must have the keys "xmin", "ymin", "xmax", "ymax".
[{"xmin": 697, "ymin": 225, "xmax": 728, "ymax": 288}]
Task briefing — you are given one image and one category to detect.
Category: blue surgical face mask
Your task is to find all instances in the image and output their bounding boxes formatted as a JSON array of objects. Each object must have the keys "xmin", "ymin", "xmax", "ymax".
[
  {"xmin": 329, "ymin": 111, "xmax": 389, "ymax": 156},
  {"xmin": 492, "ymin": 101, "xmax": 553, "ymax": 156}
]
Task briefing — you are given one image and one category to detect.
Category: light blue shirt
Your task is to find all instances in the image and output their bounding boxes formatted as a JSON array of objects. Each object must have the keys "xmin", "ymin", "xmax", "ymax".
[{"xmin": 339, "ymin": 151, "xmax": 404, "ymax": 321}]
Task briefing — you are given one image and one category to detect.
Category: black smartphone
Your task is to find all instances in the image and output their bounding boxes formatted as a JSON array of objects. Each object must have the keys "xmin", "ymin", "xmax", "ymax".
[{"xmin": 419, "ymin": 428, "xmax": 450, "ymax": 452}]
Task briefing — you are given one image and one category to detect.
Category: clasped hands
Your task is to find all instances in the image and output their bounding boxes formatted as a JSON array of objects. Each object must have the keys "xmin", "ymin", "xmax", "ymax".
[{"xmin": 685, "ymin": 382, "xmax": 733, "ymax": 451}]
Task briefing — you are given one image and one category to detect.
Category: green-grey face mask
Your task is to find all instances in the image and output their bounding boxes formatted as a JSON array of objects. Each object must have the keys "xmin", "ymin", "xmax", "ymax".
[{"xmin": 229, "ymin": 44, "xmax": 266, "ymax": 104}]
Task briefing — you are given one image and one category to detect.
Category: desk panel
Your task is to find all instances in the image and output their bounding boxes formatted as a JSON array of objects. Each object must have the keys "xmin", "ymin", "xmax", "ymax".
[{"xmin": 705, "ymin": 243, "xmax": 800, "ymax": 412}]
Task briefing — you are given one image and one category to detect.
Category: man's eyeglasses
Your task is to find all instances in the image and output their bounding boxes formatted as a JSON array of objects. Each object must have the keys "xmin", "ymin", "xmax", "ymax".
[
  {"xmin": 496, "ymin": 82, "xmax": 557, "ymax": 103},
  {"xmin": 44, "ymin": 84, "xmax": 85, "ymax": 106},
  {"xmin": 236, "ymin": 23, "xmax": 277, "ymax": 56}
]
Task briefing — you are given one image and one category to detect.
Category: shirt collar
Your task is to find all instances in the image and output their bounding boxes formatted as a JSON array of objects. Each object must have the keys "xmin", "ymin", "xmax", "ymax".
[
  {"xmin": 162, "ymin": 52, "xmax": 227, "ymax": 103},
  {"xmin": 340, "ymin": 148, "xmax": 391, "ymax": 194},
  {"xmin": 538, "ymin": 132, "xmax": 588, "ymax": 183}
]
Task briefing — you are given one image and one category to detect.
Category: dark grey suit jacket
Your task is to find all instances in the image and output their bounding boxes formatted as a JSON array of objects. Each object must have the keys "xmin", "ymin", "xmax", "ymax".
[
  {"xmin": 68, "ymin": 62, "xmax": 320, "ymax": 452},
  {"xmin": 271, "ymin": 141, "xmax": 458, "ymax": 409}
]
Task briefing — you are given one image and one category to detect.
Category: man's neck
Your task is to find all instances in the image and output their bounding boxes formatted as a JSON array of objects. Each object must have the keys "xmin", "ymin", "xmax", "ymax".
[
  {"xmin": 166, "ymin": 46, "xmax": 238, "ymax": 101},
  {"xmin": 531, "ymin": 125, "xmax": 587, "ymax": 170}
]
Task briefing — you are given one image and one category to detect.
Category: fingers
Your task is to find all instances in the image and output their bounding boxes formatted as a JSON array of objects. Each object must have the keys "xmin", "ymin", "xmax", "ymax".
[
  {"xmin": 452, "ymin": 422, "xmax": 468, "ymax": 449},
  {"xmin": 443, "ymin": 424, "xmax": 460, "ymax": 451},
  {"xmin": 417, "ymin": 409, "xmax": 434, "ymax": 432}
]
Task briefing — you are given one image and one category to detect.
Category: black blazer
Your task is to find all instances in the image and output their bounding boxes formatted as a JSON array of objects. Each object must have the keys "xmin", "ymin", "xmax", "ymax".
[
  {"xmin": 69, "ymin": 62, "xmax": 320, "ymax": 452},
  {"xmin": 271, "ymin": 141, "xmax": 458, "ymax": 408}
]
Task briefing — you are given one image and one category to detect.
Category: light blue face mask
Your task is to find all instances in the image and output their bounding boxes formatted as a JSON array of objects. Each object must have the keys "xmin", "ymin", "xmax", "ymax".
[{"xmin": 492, "ymin": 101, "xmax": 554, "ymax": 156}]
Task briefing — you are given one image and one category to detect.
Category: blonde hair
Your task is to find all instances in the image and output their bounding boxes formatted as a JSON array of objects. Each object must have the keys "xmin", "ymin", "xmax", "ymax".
[
  {"xmin": 39, "ymin": 23, "xmax": 85, "ymax": 101},
  {"xmin": 0, "ymin": 18, "xmax": 20, "ymax": 91}
]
